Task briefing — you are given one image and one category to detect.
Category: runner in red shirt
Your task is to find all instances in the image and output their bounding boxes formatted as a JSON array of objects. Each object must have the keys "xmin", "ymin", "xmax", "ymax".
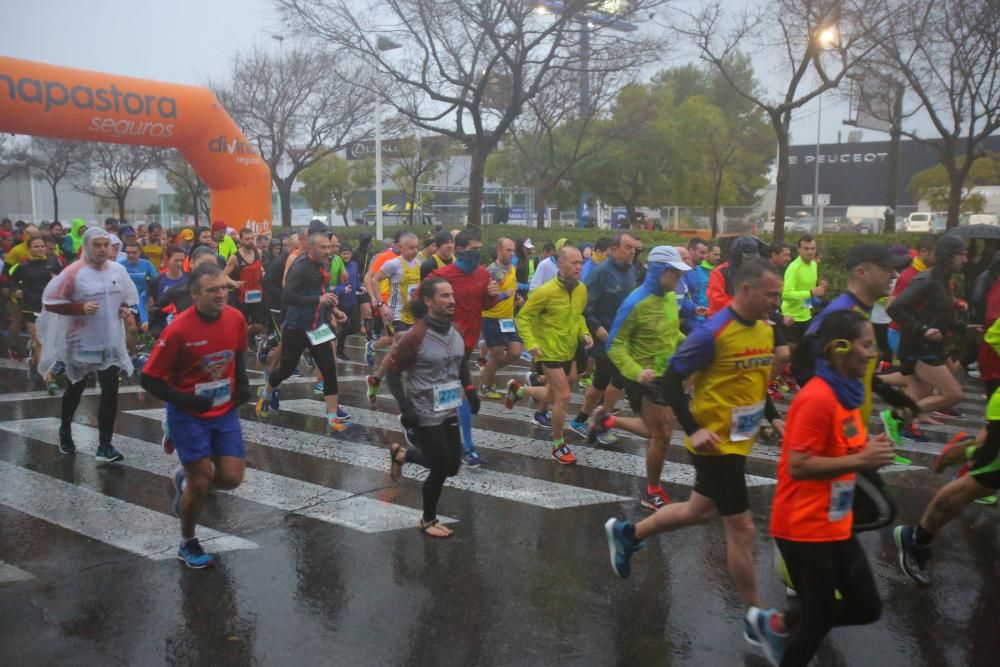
[
  {"xmin": 141, "ymin": 262, "xmax": 252, "ymax": 569},
  {"xmin": 225, "ymin": 227, "xmax": 266, "ymax": 344},
  {"xmin": 431, "ymin": 229, "xmax": 500, "ymax": 466},
  {"xmin": 766, "ymin": 310, "xmax": 895, "ymax": 665}
]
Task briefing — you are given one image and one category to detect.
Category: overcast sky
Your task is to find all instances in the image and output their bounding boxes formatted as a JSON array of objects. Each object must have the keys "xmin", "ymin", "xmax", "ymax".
[{"xmin": 5, "ymin": 0, "xmax": 880, "ymax": 148}]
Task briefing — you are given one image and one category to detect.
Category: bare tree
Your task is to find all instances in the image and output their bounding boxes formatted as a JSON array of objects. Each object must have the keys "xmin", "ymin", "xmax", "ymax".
[
  {"xmin": 24, "ymin": 138, "xmax": 91, "ymax": 223},
  {"xmin": 75, "ymin": 144, "xmax": 156, "ymax": 221},
  {"xmin": 0, "ymin": 134, "xmax": 26, "ymax": 185},
  {"xmin": 860, "ymin": 0, "xmax": 1000, "ymax": 229},
  {"xmin": 215, "ymin": 47, "xmax": 373, "ymax": 228},
  {"xmin": 674, "ymin": 0, "xmax": 893, "ymax": 240},
  {"xmin": 387, "ymin": 135, "xmax": 452, "ymax": 225},
  {"xmin": 153, "ymin": 149, "xmax": 211, "ymax": 225},
  {"xmin": 277, "ymin": 0, "xmax": 662, "ymax": 228}
]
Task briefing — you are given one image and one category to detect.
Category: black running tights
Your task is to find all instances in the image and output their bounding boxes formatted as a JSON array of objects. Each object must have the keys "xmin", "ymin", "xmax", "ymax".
[
  {"xmin": 62, "ymin": 366, "xmax": 120, "ymax": 446},
  {"xmin": 776, "ymin": 536, "xmax": 882, "ymax": 666},
  {"xmin": 270, "ymin": 328, "xmax": 338, "ymax": 396},
  {"xmin": 406, "ymin": 417, "xmax": 462, "ymax": 522}
]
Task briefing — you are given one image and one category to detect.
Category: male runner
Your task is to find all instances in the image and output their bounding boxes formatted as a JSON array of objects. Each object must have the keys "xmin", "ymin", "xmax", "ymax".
[
  {"xmin": 120, "ymin": 240, "xmax": 158, "ymax": 331},
  {"xmin": 141, "ymin": 262, "xmax": 252, "ymax": 569},
  {"xmin": 479, "ymin": 237, "xmax": 522, "ymax": 399},
  {"xmin": 225, "ymin": 227, "xmax": 267, "ymax": 343},
  {"xmin": 507, "ymin": 246, "xmax": 593, "ymax": 465},
  {"xmin": 362, "ymin": 232, "xmax": 401, "ymax": 366},
  {"xmin": 419, "ymin": 231, "xmax": 454, "ymax": 279},
  {"xmin": 781, "ymin": 235, "xmax": 825, "ymax": 351},
  {"xmin": 604, "ymin": 259, "xmax": 786, "ymax": 651}
]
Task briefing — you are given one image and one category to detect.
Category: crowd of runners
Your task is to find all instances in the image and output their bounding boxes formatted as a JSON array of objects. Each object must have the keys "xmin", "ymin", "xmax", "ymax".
[{"xmin": 2, "ymin": 214, "xmax": 999, "ymax": 665}]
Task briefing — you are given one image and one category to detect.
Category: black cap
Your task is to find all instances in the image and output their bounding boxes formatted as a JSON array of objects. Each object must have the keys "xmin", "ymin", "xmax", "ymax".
[
  {"xmin": 307, "ymin": 220, "xmax": 328, "ymax": 235},
  {"xmin": 845, "ymin": 243, "xmax": 912, "ymax": 270}
]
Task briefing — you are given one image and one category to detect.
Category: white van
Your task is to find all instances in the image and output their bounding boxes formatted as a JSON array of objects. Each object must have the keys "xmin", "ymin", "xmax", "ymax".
[{"xmin": 906, "ymin": 212, "xmax": 935, "ymax": 233}]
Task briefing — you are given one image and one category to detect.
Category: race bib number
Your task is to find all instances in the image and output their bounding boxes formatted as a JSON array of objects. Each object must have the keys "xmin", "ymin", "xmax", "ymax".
[
  {"xmin": 244, "ymin": 289, "xmax": 262, "ymax": 304},
  {"xmin": 433, "ymin": 381, "xmax": 463, "ymax": 412},
  {"xmin": 307, "ymin": 324, "xmax": 336, "ymax": 345},
  {"xmin": 828, "ymin": 479, "xmax": 855, "ymax": 521},
  {"xmin": 195, "ymin": 379, "xmax": 231, "ymax": 408},
  {"xmin": 408, "ymin": 284, "xmax": 420, "ymax": 302},
  {"xmin": 499, "ymin": 318, "xmax": 516, "ymax": 333},
  {"xmin": 730, "ymin": 400, "xmax": 765, "ymax": 442}
]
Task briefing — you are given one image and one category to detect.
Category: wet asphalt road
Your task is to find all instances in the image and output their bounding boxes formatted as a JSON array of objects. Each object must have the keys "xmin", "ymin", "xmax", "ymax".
[{"xmin": 0, "ymin": 343, "xmax": 998, "ymax": 666}]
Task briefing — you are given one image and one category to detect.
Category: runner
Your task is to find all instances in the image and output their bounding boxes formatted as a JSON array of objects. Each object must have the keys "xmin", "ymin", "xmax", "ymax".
[
  {"xmin": 385, "ymin": 276, "xmax": 476, "ymax": 538},
  {"xmin": 887, "ymin": 235, "xmax": 977, "ymax": 443},
  {"xmin": 781, "ymin": 235, "xmax": 826, "ymax": 353},
  {"xmin": 581, "ymin": 237, "xmax": 610, "ymax": 281},
  {"xmin": 571, "ymin": 232, "xmax": 638, "ymax": 445},
  {"xmin": 141, "ymin": 222, "xmax": 165, "ymax": 270},
  {"xmin": 37, "ymin": 227, "xmax": 139, "ymax": 461},
  {"xmin": 361, "ymin": 232, "xmax": 401, "ymax": 366},
  {"xmin": 506, "ymin": 245, "xmax": 593, "ymax": 465},
  {"xmin": 479, "ymin": 237, "xmax": 523, "ymax": 399},
  {"xmin": 224, "ymin": 227, "xmax": 266, "ymax": 343},
  {"xmin": 120, "ymin": 240, "xmax": 157, "ymax": 331},
  {"xmin": 887, "ymin": 235, "xmax": 936, "ymax": 358},
  {"xmin": 605, "ymin": 246, "xmax": 689, "ymax": 510},
  {"xmin": 256, "ymin": 231, "xmax": 349, "ymax": 431},
  {"xmin": 9, "ymin": 235, "xmax": 62, "ymax": 388},
  {"xmin": 528, "ymin": 238, "xmax": 566, "ymax": 292},
  {"xmin": 212, "ymin": 220, "xmax": 238, "ymax": 260},
  {"xmin": 707, "ymin": 236, "xmax": 760, "ymax": 315},
  {"xmin": 768, "ymin": 310, "xmax": 893, "ymax": 666},
  {"xmin": 150, "ymin": 247, "xmax": 216, "ymax": 338},
  {"xmin": 364, "ymin": 232, "xmax": 421, "ymax": 402},
  {"xmin": 333, "ymin": 244, "xmax": 362, "ymax": 361},
  {"xmin": 140, "ymin": 262, "xmax": 252, "ymax": 569},
  {"xmin": 431, "ymin": 229, "xmax": 501, "ymax": 467},
  {"xmin": 419, "ymin": 231, "xmax": 454, "ymax": 279},
  {"xmin": 603, "ymin": 259, "xmax": 786, "ymax": 655}
]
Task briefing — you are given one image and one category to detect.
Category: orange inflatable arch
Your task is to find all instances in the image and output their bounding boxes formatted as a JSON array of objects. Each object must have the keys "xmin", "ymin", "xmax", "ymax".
[{"xmin": 0, "ymin": 56, "xmax": 271, "ymax": 233}]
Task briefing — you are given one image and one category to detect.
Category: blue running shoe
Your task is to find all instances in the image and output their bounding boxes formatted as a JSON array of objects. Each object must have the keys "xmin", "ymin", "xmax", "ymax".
[
  {"xmin": 604, "ymin": 518, "xmax": 644, "ymax": 578},
  {"xmin": 95, "ymin": 444, "xmax": 124, "ymax": 464},
  {"xmin": 177, "ymin": 538, "xmax": 215, "ymax": 569},
  {"xmin": 336, "ymin": 405, "xmax": 351, "ymax": 421},
  {"xmin": 461, "ymin": 448, "xmax": 484, "ymax": 468},
  {"xmin": 567, "ymin": 420, "xmax": 589, "ymax": 438},
  {"xmin": 365, "ymin": 340, "xmax": 376, "ymax": 367},
  {"xmin": 270, "ymin": 388, "xmax": 280, "ymax": 411},
  {"xmin": 312, "ymin": 381, "xmax": 324, "ymax": 396},
  {"xmin": 743, "ymin": 617, "xmax": 761, "ymax": 647},
  {"xmin": 532, "ymin": 411, "xmax": 552, "ymax": 429},
  {"xmin": 746, "ymin": 607, "xmax": 786, "ymax": 667},
  {"xmin": 893, "ymin": 525, "xmax": 931, "ymax": 586},
  {"xmin": 172, "ymin": 467, "xmax": 185, "ymax": 517}
]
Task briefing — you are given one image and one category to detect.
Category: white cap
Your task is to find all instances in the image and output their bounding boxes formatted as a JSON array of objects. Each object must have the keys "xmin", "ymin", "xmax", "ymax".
[
  {"xmin": 523, "ymin": 238, "xmax": 535, "ymax": 249},
  {"xmin": 647, "ymin": 245, "xmax": 691, "ymax": 271}
]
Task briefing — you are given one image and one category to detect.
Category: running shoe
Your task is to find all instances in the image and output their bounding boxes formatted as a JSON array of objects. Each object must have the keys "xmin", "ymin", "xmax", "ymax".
[
  {"xmin": 58, "ymin": 426, "xmax": 75, "ymax": 455},
  {"xmin": 931, "ymin": 407, "xmax": 963, "ymax": 420},
  {"xmin": 578, "ymin": 374, "xmax": 593, "ymax": 389},
  {"xmin": 46, "ymin": 379, "xmax": 59, "ymax": 396},
  {"xmin": 256, "ymin": 345, "xmax": 270, "ymax": 365},
  {"xmin": 255, "ymin": 386, "xmax": 270, "ymax": 418},
  {"xmin": 327, "ymin": 415, "xmax": 348, "ymax": 433},
  {"xmin": 177, "ymin": 538, "xmax": 215, "ymax": 569},
  {"xmin": 398, "ymin": 415, "xmax": 420, "ymax": 448},
  {"xmin": 640, "ymin": 487, "xmax": 671, "ymax": 511},
  {"xmin": 505, "ymin": 379, "xmax": 523, "ymax": 410},
  {"xmin": 745, "ymin": 607, "xmax": 786, "ymax": 666},
  {"xmin": 336, "ymin": 351, "xmax": 350, "ymax": 362},
  {"xmin": 171, "ymin": 467, "xmax": 185, "ymax": 517},
  {"xmin": 365, "ymin": 340, "xmax": 376, "ymax": 367},
  {"xmin": 366, "ymin": 375, "xmax": 381, "ymax": 405},
  {"xmin": 974, "ymin": 495, "xmax": 998, "ymax": 506},
  {"xmin": 901, "ymin": 425, "xmax": 928, "ymax": 444},
  {"xmin": 302, "ymin": 352, "xmax": 315, "ymax": 369},
  {"xmin": 336, "ymin": 406, "xmax": 351, "ymax": 421},
  {"xmin": 479, "ymin": 384, "xmax": 503, "ymax": 400},
  {"xmin": 934, "ymin": 432, "xmax": 975, "ymax": 473},
  {"xmin": 767, "ymin": 383, "xmax": 784, "ymax": 403},
  {"xmin": 893, "ymin": 525, "xmax": 931, "ymax": 586},
  {"xmin": 551, "ymin": 442, "xmax": 576, "ymax": 465},
  {"xmin": 893, "ymin": 453, "xmax": 913, "ymax": 466},
  {"xmin": 524, "ymin": 370, "xmax": 543, "ymax": 387},
  {"xmin": 743, "ymin": 617, "xmax": 762, "ymax": 647},
  {"xmin": 312, "ymin": 381, "xmax": 324, "ymax": 396},
  {"xmin": 270, "ymin": 388, "xmax": 280, "ymax": 411},
  {"xmin": 162, "ymin": 419, "xmax": 175, "ymax": 455},
  {"xmin": 587, "ymin": 407, "xmax": 618, "ymax": 445},
  {"xmin": 461, "ymin": 448, "xmax": 484, "ymax": 468},
  {"xmin": 532, "ymin": 411, "xmax": 551, "ymax": 428},
  {"xmin": 880, "ymin": 409, "xmax": 903, "ymax": 446},
  {"xmin": 603, "ymin": 518, "xmax": 644, "ymax": 579},
  {"xmin": 567, "ymin": 420, "xmax": 589, "ymax": 438},
  {"xmin": 52, "ymin": 361, "xmax": 65, "ymax": 376},
  {"xmin": 95, "ymin": 444, "xmax": 124, "ymax": 464}
]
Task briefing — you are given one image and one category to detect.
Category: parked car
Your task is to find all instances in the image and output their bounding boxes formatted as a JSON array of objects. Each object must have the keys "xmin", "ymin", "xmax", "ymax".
[
  {"xmin": 906, "ymin": 212, "xmax": 936, "ymax": 233},
  {"xmin": 854, "ymin": 218, "xmax": 883, "ymax": 235}
]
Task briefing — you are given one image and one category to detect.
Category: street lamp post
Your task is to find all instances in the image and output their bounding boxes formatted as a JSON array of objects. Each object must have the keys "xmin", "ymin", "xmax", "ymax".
[
  {"xmin": 811, "ymin": 27, "xmax": 837, "ymax": 234},
  {"xmin": 374, "ymin": 36, "xmax": 402, "ymax": 241}
]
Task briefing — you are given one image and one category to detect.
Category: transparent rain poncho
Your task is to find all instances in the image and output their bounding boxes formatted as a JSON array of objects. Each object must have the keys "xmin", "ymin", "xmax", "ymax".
[{"xmin": 37, "ymin": 227, "xmax": 139, "ymax": 383}]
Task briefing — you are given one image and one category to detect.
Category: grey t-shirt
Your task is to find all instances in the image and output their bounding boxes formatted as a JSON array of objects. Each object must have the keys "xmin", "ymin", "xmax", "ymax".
[{"xmin": 387, "ymin": 318, "xmax": 465, "ymax": 426}]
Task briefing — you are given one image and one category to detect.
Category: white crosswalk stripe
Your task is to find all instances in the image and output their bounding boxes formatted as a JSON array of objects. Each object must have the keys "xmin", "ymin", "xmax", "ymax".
[
  {"xmin": 0, "ymin": 561, "xmax": 35, "ymax": 584},
  {"xmin": 0, "ymin": 460, "xmax": 257, "ymax": 560},
  {"xmin": 127, "ymin": 408, "xmax": 630, "ymax": 509},
  {"xmin": 281, "ymin": 399, "xmax": 779, "ymax": 488},
  {"xmin": 0, "ymin": 418, "xmax": 453, "ymax": 533}
]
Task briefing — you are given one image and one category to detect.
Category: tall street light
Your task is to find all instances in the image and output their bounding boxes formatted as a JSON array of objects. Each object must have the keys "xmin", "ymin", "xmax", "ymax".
[
  {"xmin": 374, "ymin": 36, "xmax": 402, "ymax": 241},
  {"xmin": 812, "ymin": 26, "xmax": 838, "ymax": 230}
]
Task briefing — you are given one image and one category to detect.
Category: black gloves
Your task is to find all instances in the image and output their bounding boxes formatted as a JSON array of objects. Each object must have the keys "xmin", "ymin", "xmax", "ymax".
[{"xmin": 465, "ymin": 387, "xmax": 481, "ymax": 415}]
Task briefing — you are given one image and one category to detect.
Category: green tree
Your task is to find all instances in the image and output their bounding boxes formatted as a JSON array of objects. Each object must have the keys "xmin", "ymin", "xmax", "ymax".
[
  {"xmin": 908, "ymin": 153, "xmax": 998, "ymax": 214},
  {"xmin": 298, "ymin": 155, "xmax": 375, "ymax": 226},
  {"xmin": 158, "ymin": 151, "xmax": 210, "ymax": 224}
]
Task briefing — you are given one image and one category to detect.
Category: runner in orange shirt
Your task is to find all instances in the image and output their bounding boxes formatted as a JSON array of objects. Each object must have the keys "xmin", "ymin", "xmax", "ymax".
[
  {"xmin": 765, "ymin": 310, "xmax": 895, "ymax": 666},
  {"xmin": 362, "ymin": 234, "xmax": 400, "ymax": 366}
]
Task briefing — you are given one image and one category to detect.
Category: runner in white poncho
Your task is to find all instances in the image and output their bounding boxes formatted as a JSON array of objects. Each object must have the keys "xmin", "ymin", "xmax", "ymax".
[{"xmin": 38, "ymin": 227, "xmax": 138, "ymax": 463}]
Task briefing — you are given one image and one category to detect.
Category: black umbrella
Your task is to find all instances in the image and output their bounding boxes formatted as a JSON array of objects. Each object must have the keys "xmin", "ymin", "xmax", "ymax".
[{"xmin": 944, "ymin": 224, "xmax": 1000, "ymax": 240}]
